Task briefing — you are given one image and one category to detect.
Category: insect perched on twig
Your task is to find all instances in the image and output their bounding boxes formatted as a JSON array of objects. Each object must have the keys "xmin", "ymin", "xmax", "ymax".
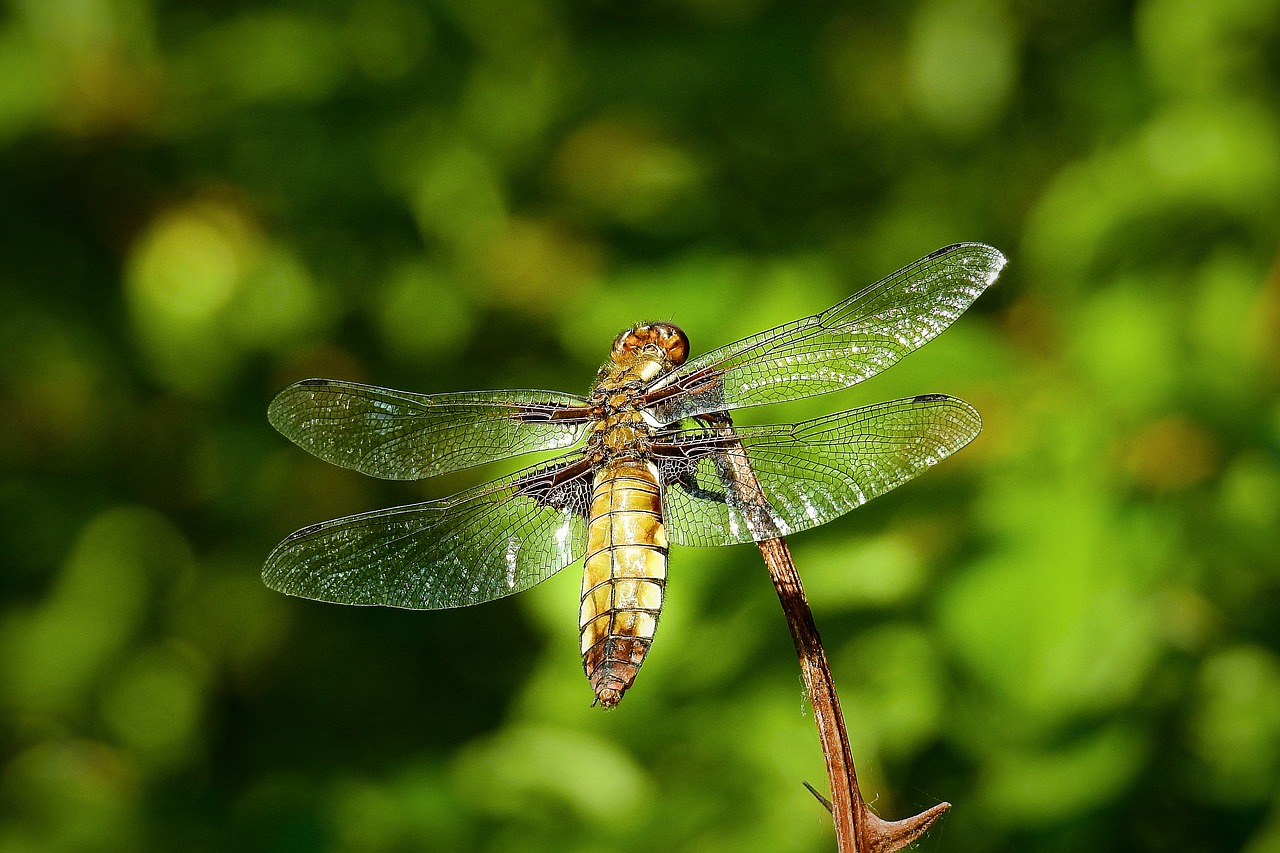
[{"xmin": 264, "ymin": 243, "xmax": 1005, "ymax": 709}]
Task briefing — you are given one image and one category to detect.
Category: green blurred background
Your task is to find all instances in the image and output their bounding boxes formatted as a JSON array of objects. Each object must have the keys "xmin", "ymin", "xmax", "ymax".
[{"xmin": 2, "ymin": 0, "xmax": 1279, "ymax": 851}]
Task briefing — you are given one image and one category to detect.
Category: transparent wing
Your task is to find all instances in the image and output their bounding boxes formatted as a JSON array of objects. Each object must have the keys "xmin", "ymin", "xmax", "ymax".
[
  {"xmin": 644, "ymin": 244, "xmax": 1005, "ymax": 424},
  {"xmin": 263, "ymin": 453, "xmax": 594, "ymax": 609},
  {"xmin": 656, "ymin": 395, "xmax": 982, "ymax": 547},
  {"xmin": 269, "ymin": 379, "xmax": 593, "ymax": 480}
]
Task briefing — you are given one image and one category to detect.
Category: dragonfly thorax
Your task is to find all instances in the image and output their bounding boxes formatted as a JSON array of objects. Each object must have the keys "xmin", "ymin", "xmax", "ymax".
[
  {"xmin": 584, "ymin": 322, "xmax": 691, "ymax": 459},
  {"xmin": 587, "ymin": 410, "xmax": 653, "ymax": 457}
]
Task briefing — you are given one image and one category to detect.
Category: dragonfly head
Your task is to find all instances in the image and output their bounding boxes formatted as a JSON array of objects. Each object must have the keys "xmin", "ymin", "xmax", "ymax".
[{"xmin": 611, "ymin": 322, "xmax": 690, "ymax": 370}]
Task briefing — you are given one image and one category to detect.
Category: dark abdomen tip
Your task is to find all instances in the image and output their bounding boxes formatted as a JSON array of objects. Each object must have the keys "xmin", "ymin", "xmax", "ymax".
[{"xmin": 596, "ymin": 687, "xmax": 624, "ymax": 708}]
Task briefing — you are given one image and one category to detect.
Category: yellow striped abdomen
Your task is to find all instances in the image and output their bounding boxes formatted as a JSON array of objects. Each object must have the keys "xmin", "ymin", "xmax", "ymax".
[{"xmin": 579, "ymin": 459, "xmax": 667, "ymax": 708}]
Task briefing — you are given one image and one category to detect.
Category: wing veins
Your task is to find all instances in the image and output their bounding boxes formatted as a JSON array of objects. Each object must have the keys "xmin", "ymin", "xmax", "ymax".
[
  {"xmin": 655, "ymin": 396, "xmax": 982, "ymax": 547},
  {"xmin": 644, "ymin": 244, "xmax": 1004, "ymax": 423},
  {"xmin": 270, "ymin": 380, "xmax": 594, "ymax": 480}
]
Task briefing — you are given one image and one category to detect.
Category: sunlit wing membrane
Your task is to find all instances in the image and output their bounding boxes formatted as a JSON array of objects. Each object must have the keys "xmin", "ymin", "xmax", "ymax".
[
  {"xmin": 656, "ymin": 395, "xmax": 982, "ymax": 547},
  {"xmin": 263, "ymin": 453, "xmax": 594, "ymax": 608},
  {"xmin": 268, "ymin": 379, "xmax": 593, "ymax": 480},
  {"xmin": 644, "ymin": 244, "xmax": 1005, "ymax": 424}
]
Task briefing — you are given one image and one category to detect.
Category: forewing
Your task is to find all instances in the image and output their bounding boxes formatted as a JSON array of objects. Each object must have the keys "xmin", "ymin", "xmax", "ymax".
[
  {"xmin": 269, "ymin": 379, "xmax": 593, "ymax": 480},
  {"xmin": 263, "ymin": 453, "xmax": 594, "ymax": 608},
  {"xmin": 645, "ymin": 244, "xmax": 1004, "ymax": 424},
  {"xmin": 656, "ymin": 395, "xmax": 982, "ymax": 547}
]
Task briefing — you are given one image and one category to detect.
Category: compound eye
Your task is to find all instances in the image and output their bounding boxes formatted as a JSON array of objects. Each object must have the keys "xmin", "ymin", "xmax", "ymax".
[
  {"xmin": 657, "ymin": 324, "xmax": 689, "ymax": 366},
  {"xmin": 612, "ymin": 327, "xmax": 640, "ymax": 354}
]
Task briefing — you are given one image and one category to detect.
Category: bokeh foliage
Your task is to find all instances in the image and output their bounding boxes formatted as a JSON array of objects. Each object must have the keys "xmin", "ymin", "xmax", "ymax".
[{"xmin": 2, "ymin": 0, "xmax": 1279, "ymax": 851}]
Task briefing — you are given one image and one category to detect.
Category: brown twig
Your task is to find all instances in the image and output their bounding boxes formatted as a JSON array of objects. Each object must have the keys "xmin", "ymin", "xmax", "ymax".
[
  {"xmin": 758, "ymin": 536, "xmax": 949, "ymax": 852},
  {"xmin": 704, "ymin": 412, "xmax": 949, "ymax": 851}
]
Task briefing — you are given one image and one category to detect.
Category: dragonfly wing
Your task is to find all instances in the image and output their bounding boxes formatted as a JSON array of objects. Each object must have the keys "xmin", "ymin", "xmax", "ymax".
[
  {"xmin": 264, "ymin": 453, "xmax": 594, "ymax": 608},
  {"xmin": 656, "ymin": 395, "xmax": 982, "ymax": 547},
  {"xmin": 269, "ymin": 379, "xmax": 593, "ymax": 480},
  {"xmin": 645, "ymin": 244, "xmax": 1004, "ymax": 424}
]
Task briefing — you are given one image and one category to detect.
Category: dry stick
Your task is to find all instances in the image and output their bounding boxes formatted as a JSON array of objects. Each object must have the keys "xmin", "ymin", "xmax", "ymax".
[
  {"xmin": 758, "ymin": 536, "xmax": 949, "ymax": 852},
  {"xmin": 705, "ymin": 412, "xmax": 950, "ymax": 852}
]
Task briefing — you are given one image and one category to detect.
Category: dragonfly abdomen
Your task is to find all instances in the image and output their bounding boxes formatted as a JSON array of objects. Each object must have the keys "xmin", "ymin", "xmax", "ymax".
[{"xmin": 579, "ymin": 459, "xmax": 668, "ymax": 708}]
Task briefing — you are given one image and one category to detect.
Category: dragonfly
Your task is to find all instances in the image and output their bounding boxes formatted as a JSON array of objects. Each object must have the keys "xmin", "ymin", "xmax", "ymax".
[{"xmin": 264, "ymin": 243, "xmax": 1005, "ymax": 708}]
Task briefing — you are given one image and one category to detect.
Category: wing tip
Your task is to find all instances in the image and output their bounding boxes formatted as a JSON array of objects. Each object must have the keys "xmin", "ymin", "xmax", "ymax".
[
  {"xmin": 260, "ymin": 557, "xmax": 294, "ymax": 596},
  {"xmin": 272, "ymin": 377, "xmax": 334, "ymax": 403},
  {"xmin": 261, "ymin": 521, "xmax": 334, "ymax": 598},
  {"xmin": 262, "ymin": 545, "xmax": 382, "ymax": 607},
  {"xmin": 910, "ymin": 393, "xmax": 984, "ymax": 439},
  {"xmin": 931, "ymin": 242, "xmax": 1008, "ymax": 284},
  {"xmin": 267, "ymin": 378, "xmax": 330, "ymax": 428}
]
